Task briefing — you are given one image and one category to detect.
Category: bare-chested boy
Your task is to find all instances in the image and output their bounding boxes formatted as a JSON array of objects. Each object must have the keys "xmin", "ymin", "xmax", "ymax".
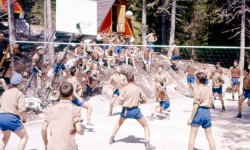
[
  {"xmin": 125, "ymin": 47, "xmax": 136, "ymax": 69},
  {"xmin": 235, "ymin": 68, "xmax": 250, "ymax": 118},
  {"xmin": 229, "ymin": 60, "xmax": 241, "ymax": 100},
  {"xmin": 143, "ymin": 47, "xmax": 153, "ymax": 72},
  {"xmin": 185, "ymin": 60, "xmax": 196, "ymax": 97},
  {"xmin": 210, "ymin": 66, "xmax": 225, "ymax": 112},
  {"xmin": 148, "ymin": 87, "xmax": 170, "ymax": 119},
  {"xmin": 67, "ymin": 66, "xmax": 94, "ymax": 125},
  {"xmin": 200, "ymin": 64, "xmax": 210, "ymax": 85},
  {"xmin": 107, "ymin": 66, "xmax": 127, "ymax": 116}
]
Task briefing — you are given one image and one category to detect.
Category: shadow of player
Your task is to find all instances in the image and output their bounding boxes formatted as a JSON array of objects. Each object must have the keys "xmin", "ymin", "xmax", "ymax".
[{"xmin": 116, "ymin": 135, "xmax": 145, "ymax": 144}]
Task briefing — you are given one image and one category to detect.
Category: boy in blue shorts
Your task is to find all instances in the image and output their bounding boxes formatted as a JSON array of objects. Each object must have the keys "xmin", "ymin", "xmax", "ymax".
[
  {"xmin": 109, "ymin": 72, "xmax": 156, "ymax": 150},
  {"xmin": 148, "ymin": 87, "xmax": 170, "ymax": 119},
  {"xmin": 210, "ymin": 66, "xmax": 225, "ymax": 112},
  {"xmin": 66, "ymin": 66, "xmax": 94, "ymax": 126},
  {"xmin": 107, "ymin": 66, "xmax": 127, "ymax": 116},
  {"xmin": 229, "ymin": 60, "xmax": 241, "ymax": 100},
  {"xmin": 50, "ymin": 51, "xmax": 67, "ymax": 87},
  {"xmin": 185, "ymin": 61, "xmax": 196, "ymax": 97},
  {"xmin": 0, "ymin": 73, "xmax": 28, "ymax": 150},
  {"xmin": 187, "ymin": 72, "xmax": 215, "ymax": 150},
  {"xmin": 235, "ymin": 69, "xmax": 250, "ymax": 118}
]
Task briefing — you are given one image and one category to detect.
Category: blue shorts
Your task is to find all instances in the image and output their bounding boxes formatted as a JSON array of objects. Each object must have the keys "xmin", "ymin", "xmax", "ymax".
[
  {"xmin": 113, "ymin": 89, "xmax": 120, "ymax": 96},
  {"xmin": 243, "ymin": 89, "xmax": 250, "ymax": 99},
  {"xmin": 121, "ymin": 107, "xmax": 143, "ymax": 120},
  {"xmin": 143, "ymin": 58, "xmax": 150, "ymax": 64},
  {"xmin": 205, "ymin": 79, "xmax": 209, "ymax": 85},
  {"xmin": 160, "ymin": 100, "xmax": 170, "ymax": 110},
  {"xmin": 53, "ymin": 63, "xmax": 66, "ymax": 73},
  {"xmin": 102, "ymin": 45, "xmax": 109, "ymax": 50},
  {"xmin": 0, "ymin": 113, "xmax": 24, "ymax": 132},
  {"xmin": 86, "ymin": 84, "xmax": 92, "ymax": 93},
  {"xmin": 231, "ymin": 78, "xmax": 240, "ymax": 86},
  {"xmin": 172, "ymin": 54, "xmax": 180, "ymax": 60},
  {"xmin": 192, "ymin": 107, "xmax": 212, "ymax": 129},
  {"xmin": 30, "ymin": 66, "xmax": 41, "ymax": 73},
  {"xmin": 72, "ymin": 98, "xmax": 85, "ymax": 106},
  {"xmin": 148, "ymin": 42, "xmax": 155, "ymax": 51},
  {"xmin": 114, "ymin": 46, "xmax": 122, "ymax": 54},
  {"xmin": 187, "ymin": 75, "xmax": 195, "ymax": 84},
  {"xmin": 212, "ymin": 86, "xmax": 222, "ymax": 94}
]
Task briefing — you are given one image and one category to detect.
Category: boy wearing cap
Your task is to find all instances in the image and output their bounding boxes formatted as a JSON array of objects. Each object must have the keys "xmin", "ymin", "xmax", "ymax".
[
  {"xmin": 187, "ymin": 72, "xmax": 215, "ymax": 150},
  {"xmin": 109, "ymin": 72, "xmax": 156, "ymax": 150},
  {"xmin": 67, "ymin": 66, "xmax": 94, "ymax": 126},
  {"xmin": 0, "ymin": 73, "xmax": 28, "ymax": 150},
  {"xmin": 41, "ymin": 83, "xmax": 84, "ymax": 150}
]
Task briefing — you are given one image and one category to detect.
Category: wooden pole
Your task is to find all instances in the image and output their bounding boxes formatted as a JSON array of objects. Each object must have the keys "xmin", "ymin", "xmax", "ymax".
[
  {"xmin": 167, "ymin": 0, "xmax": 176, "ymax": 60},
  {"xmin": 142, "ymin": 0, "xmax": 147, "ymax": 47}
]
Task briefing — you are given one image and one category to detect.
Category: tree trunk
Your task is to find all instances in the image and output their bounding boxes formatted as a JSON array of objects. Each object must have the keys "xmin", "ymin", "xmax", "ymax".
[
  {"xmin": 239, "ymin": 0, "xmax": 245, "ymax": 69},
  {"xmin": 239, "ymin": 0, "xmax": 245, "ymax": 95},
  {"xmin": 7, "ymin": 0, "xmax": 16, "ymax": 49},
  {"xmin": 161, "ymin": 0, "xmax": 167, "ymax": 46},
  {"xmin": 47, "ymin": 0, "xmax": 54, "ymax": 66},
  {"xmin": 167, "ymin": 0, "xmax": 176, "ymax": 60},
  {"xmin": 7, "ymin": 0, "xmax": 16, "ymax": 74},
  {"xmin": 44, "ymin": 0, "xmax": 47, "ymax": 46},
  {"xmin": 142, "ymin": 0, "xmax": 147, "ymax": 47},
  {"xmin": 191, "ymin": 2, "xmax": 195, "ymax": 60}
]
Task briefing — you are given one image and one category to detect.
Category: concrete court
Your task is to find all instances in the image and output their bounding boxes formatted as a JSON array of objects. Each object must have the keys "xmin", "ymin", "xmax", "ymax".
[{"xmin": 1, "ymin": 95, "xmax": 250, "ymax": 150}]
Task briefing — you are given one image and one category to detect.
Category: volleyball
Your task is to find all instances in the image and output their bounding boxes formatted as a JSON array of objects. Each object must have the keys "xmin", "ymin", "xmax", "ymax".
[{"xmin": 126, "ymin": 11, "xmax": 133, "ymax": 19}]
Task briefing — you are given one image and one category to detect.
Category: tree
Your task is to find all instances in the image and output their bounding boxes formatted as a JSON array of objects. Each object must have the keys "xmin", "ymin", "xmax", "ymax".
[
  {"xmin": 142, "ymin": 0, "xmax": 147, "ymax": 46},
  {"xmin": 218, "ymin": 0, "xmax": 250, "ymax": 69},
  {"xmin": 167, "ymin": 0, "xmax": 176, "ymax": 60},
  {"xmin": 7, "ymin": 0, "xmax": 16, "ymax": 73},
  {"xmin": 47, "ymin": 0, "xmax": 54, "ymax": 66}
]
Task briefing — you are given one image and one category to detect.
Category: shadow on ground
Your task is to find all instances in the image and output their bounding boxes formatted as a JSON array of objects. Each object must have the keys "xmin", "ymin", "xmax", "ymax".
[{"xmin": 116, "ymin": 135, "xmax": 145, "ymax": 144}]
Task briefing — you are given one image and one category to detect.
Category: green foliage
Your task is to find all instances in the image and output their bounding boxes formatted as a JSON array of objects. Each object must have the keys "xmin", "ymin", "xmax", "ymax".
[{"xmin": 28, "ymin": 0, "xmax": 56, "ymax": 27}]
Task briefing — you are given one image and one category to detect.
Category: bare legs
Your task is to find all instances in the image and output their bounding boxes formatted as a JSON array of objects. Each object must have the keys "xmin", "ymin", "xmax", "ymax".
[
  {"xmin": 0, "ymin": 128, "xmax": 28, "ymax": 150},
  {"xmin": 188, "ymin": 126, "xmax": 215, "ymax": 150},
  {"xmin": 188, "ymin": 83, "xmax": 194, "ymax": 97},
  {"xmin": 108, "ymin": 95, "xmax": 118, "ymax": 116},
  {"xmin": 82, "ymin": 102, "xmax": 93, "ymax": 125}
]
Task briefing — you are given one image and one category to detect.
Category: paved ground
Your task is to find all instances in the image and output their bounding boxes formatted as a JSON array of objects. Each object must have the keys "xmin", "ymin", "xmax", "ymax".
[{"xmin": 1, "ymin": 94, "xmax": 250, "ymax": 150}]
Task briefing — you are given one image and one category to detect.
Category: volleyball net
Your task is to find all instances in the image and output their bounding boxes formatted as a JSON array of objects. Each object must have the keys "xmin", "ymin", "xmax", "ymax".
[{"xmin": 11, "ymin": 40, "xmax": 250, "ymax": 69}]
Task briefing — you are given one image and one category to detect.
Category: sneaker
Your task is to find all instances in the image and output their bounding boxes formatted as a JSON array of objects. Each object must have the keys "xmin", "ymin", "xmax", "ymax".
[
  {"xmin": 221, "ymin": 106, "xmax": 225, "ymax": 112},
  {"xmin": 146, "ymin": 115, "xmax": 155, "ymax": 120},
  {"xmin": 232, "ymin": 95, "xmax": 235, "ymax": 101},
  {"xmin": 234, "ymin": 114, "xmax": 242, "ymax": 118},
  {"xmin": 109, "ymin": 136, "xmax": 115, "ymax": 144},
  {"xmin": 86, "ymin": 122, "xmax": 95, "ymax": 126},
  {"xmin": 145, "ymin": 142, "xmax": 156, "ymax": 150},
  {"xmin": 107, "ymin": 113, "xmax": 112, "ymax": 117}
]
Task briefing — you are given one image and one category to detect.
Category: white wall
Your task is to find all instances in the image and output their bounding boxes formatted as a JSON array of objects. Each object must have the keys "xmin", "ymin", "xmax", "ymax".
[{"xmin": 56, "ymin": 0, "xmax": 97, "ymax": 35}]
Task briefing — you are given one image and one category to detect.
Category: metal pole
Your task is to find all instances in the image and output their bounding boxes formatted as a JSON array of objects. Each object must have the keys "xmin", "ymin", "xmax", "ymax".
[
  {"xmin": 24, "ymin": 29, "xmax": 56, "ymax": 93},
  {"xmin": 44, "ymin": 34, "xmax": 74, "ymax": 102}
]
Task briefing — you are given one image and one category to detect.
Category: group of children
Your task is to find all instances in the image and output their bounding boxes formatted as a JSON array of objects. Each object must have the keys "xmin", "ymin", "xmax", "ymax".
[{"xmin": 0, "ymin": 38, "xmax": 249, "ymax": 150}]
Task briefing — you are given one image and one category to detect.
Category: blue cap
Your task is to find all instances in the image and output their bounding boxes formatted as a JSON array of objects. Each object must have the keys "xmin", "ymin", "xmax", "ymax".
[{"xmin": 10, "ymin": 73, "xmax": 23, "ymax": 85}]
